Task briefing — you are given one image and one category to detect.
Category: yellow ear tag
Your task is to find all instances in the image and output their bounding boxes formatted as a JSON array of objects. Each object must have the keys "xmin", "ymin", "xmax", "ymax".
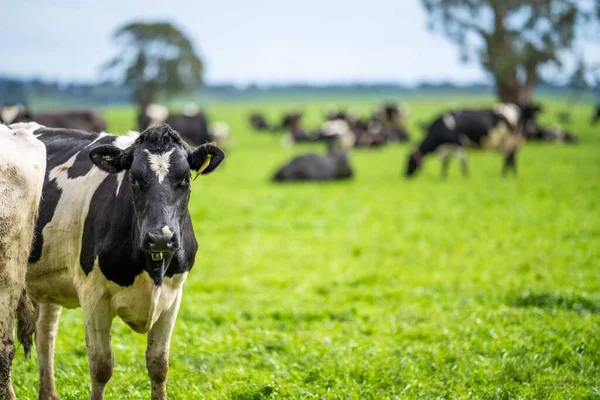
[{"xmin": 193, "ymin": 154, "xmax": 212, "ymax": 181}]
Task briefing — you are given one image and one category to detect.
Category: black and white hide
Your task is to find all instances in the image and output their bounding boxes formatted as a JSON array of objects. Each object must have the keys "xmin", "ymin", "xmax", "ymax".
[{"xmin": 24, "ymin": 123, "xmax": 224, "ymax": 400}]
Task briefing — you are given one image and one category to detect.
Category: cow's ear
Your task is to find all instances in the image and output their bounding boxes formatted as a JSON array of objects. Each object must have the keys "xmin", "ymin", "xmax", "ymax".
[
  {"xmin": 89, "ymin": 145, "xmax": 133, "ymax": 174},
  {"xmin": 188, "ymin": 142, "xmax": 225, "ymax": 175}
]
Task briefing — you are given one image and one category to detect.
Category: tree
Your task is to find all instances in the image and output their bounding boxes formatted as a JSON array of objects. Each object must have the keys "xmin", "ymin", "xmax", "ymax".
[
  {"xmin": 421, "ymin": 0, "xmax": 599, "ymax": 105},
  {"xmin": 104, "ymin": 22, "xmax": 203, "ymax": 109}
]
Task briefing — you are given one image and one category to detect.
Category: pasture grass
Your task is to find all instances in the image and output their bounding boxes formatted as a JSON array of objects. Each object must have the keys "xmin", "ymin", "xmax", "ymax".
[{"xmin": 12, "ymin": 98, "xmax": 600, "ymax": 399}]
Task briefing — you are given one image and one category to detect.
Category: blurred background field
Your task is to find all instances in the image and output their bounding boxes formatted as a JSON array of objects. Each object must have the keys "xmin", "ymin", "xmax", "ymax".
[{"xmin": 10, "ymin": 97, "xmax": 600, "ymax": 399}]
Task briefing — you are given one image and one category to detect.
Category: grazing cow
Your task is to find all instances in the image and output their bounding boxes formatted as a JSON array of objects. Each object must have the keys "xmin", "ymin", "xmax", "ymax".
[
  {"xmin": 592, "ymin": 104, "xmax": 600, "ymax": 126},
  {"xmin": 0, "ymin": 123, "xmax": 46, "ymax": 399},
  {"xmin": 248, "ymin": 112, "xmax": 271, "ymax": 131},
  {"xmin": 139, "ymin": 104, "xmax": 213, "ymax": 146},
  {"xmin": 0, "ymin": 104, "xmax": 107, "ymax": 133},
  {"xmin": 272, "ymin": 138, "xmax": 353, "ymax": 182},
  {"xmin": 406, "ymin": 104, "xmax": 522, "ymax": 178},
  {"xmin": 25, "ymin": 124, "xmax": 224, "ymax": 400}
]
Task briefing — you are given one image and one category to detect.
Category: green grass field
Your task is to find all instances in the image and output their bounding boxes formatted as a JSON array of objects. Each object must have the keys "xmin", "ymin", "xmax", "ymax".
[{"xmin": 12, "ymin": 97, "xmax": 600, "ymax": 399}]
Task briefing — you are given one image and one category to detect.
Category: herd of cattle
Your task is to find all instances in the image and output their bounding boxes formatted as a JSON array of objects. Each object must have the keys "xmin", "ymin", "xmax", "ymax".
[
  {"xmin": 258, "ymin": 101, "xmax": 589, "ymax": 182},
  {"xmin": 0, "ymin": 99, "xmax": 597, "ymax": 399}
]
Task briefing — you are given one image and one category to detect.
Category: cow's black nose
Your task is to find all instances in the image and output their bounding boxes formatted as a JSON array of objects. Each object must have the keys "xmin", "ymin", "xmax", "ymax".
[{"xmin": 145, "ymin": 229, "xmax": 176, "ymax": 253}]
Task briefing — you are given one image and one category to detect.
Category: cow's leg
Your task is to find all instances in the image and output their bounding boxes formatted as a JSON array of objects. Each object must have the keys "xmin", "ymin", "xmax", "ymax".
[
  {"xmin": 0, "ymin": 261, "xmax": 28, "ymax": 400},
  {"xmin": 440, "ymin": 151, "xmax": 451, "ymax": 178},
  {"xmin": 36, "ymin": 303, "xmax": 62, "ymax": 400},
  {"xmin": 456, "ymin": 146, "xmax": 468, "ymax": 177},
  {"xmin": 146, "ymin": 292, "xmax": 182, "ymax": 400},
  {"xmin": 82, "ymin": 299, "xmax": 113, "ymax": 400},
  {"xmin": 0, "ymin": 284, "xmax": 19, "ymax": 400},
  {"xmin": 502, "ymin": 150, "xmax": 517, "ymax": 177}
]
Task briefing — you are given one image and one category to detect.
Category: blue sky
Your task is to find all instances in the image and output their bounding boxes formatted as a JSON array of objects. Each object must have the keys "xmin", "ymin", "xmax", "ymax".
[{"xmin": 1, "ymin": 0, "xmax": 598, "ymax": 85}]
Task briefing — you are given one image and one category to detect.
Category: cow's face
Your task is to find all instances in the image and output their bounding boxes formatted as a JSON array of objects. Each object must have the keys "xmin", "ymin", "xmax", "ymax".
[
  {"xmin": 405, "ymin": 151, "xmax": 422, "ymax": 177},
  {"xmin": 90, "ymin": 125, "xmax": 224, "ymax": 267}
]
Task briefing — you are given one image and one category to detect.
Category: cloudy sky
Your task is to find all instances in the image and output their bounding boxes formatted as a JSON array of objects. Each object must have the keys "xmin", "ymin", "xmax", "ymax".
[{"xmin": 1, "ymin": 0, "xmax": 598, "ymax": 85}]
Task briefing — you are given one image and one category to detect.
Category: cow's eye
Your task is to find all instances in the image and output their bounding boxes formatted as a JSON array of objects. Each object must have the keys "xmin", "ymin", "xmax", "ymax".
[{"xmin": 180, "ymin": 176, "xmax": 191, "ymax": 187}]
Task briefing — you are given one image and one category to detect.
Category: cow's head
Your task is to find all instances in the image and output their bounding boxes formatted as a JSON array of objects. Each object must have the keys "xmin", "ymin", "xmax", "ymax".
[
  {"xmin": 89, "ymin": 124, "xmax": 224, "ymax": 272},
  {"xmin": 405, "ymin": 150, "xmax": 422, "ymax": 177}
]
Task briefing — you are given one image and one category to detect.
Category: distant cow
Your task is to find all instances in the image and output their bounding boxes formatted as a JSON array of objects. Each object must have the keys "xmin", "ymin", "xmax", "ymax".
[
  {"xmin": 406, "ymin": 104, "xmax": 523, "ymax": 178},
  {"xmin": 272, "ymin": 138, "xmax": 353, "ymax": 182},
  {"xmin": 519, "ymin": 103, "xmax": 578, "ymax": 143},
  {"xmin": 372, "ymin": 102, "xmax": 410, "ymax": 142},
  {"xmin": 592, "ymin": 104, "xmax": 600, "ymax": 126},
  {"xmin": 249, "ymin": 112, "xmax": 271, "ymax": 131},
  {"xmin": 139, "ymin": 104, "xmax": 213, "ymax": 145},
  {"xmin": 277, "ymin": 109, "xmax": 303, "ymax": 132},
  {"xmin": 0, "ymin": 104, "xmax": 106, "ymax": 133},
  {"xmin": 323, "ymin": 107, "xmax": 388, "ymax": 148},
  {"xmin": 24, "ymin": 124, "xmax": 224, "ymax": 399},
  {"xmin": 0, "ymin": 123, "xmax": 46, "ymax": 398}
]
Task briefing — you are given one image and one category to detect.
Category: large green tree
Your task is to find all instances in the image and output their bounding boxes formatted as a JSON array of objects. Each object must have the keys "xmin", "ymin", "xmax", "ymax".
[
  {"xmin": 421, "ymin": 0, "xmax": 599, "ymax": 105},
  {"xmin": 104, "ymin": 22, "xmax": 203, "ymax": 108}
]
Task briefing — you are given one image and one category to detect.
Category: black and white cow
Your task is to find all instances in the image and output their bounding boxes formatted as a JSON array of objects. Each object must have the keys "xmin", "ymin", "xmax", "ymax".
[
  {"xmin": 406, "ymin": 104, "xmax": 522, "ymax": 178},
  {"xmin": 0, "ymin": 123, "xmax": 46, "ymax": 400},
  {"xmin": 371, "ymin": 102, "xmax": 410, "ymax": 142},
  {"xmin": 0, "ymin": 104, "xmax": 107, "ymax": 133},
  {"xmin": 24, "ymin": 124, "xmax": 224, "ymax": 400},
  {"xmin": 139, "ymin": 104, "xmax": 213, "ymax": 146},
  {"xmin": 272, "ymin": 137, "xmax": 353, "ymax": 182}
]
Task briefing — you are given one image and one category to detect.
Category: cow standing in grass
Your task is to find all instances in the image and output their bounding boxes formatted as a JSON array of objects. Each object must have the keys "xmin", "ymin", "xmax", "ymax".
[
  {"xmin": 0, "ymin": 104, "xmax": 107, "ymax": 133},
  {"xmin": 24, "ymin": 124, "xmax": 224, "ymax": 400},
  {"xmin": 0, "ymin": 123, "xmax": 46, "ymax": 400},
  {"xmin": 406, "ymin": 104, "xmax": 522, "ymax": 178}
]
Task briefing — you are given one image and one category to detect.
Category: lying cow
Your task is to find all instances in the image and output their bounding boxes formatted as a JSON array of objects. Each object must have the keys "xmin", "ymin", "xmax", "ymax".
[
  {"xmin": 0, "ymin": 104, "xmax": 107, "ymax": 133},
  {"xmin": 406, "ymin": 104, "xmax": 522, "ymax": 178},
  {"xmin": 23, "ymin": 123, "xmax": 224, "ymax": 399},
  {"xmin": 272, "ymin": 138, "xmax": 353, "ymax": 182},
  {"xmin": 139, "ymin": 104, "xmax": 213, "ymax": 145},
  {"xmin": 0, "ymin": 123, "xmax": 46, "ymax": 399}
]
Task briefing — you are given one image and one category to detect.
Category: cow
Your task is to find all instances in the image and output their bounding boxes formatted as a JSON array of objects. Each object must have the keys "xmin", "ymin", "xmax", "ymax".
[
  {"xmin": 0, "ymin": 104, "xmax": 107, "ymax": 133},
  {"xmin": 272, "ymin": 137, "xmax": 353, "ymax": 182},
  {"xmin": 24, "ymin": 124, "xmax": 224, "ymax": 400},
  {"xmin": 406, "ymin": 104, "xmax": 523, "ymax": 178},
  {"xmin": 0, "ymin": 123, "xmax": 46, "ymax": 400},
  {"xmin": 138, "ymin": 104, "xmax": 213, "ymax": 146},
  {"xmin": 248, "ymin": 112, "xmax": 271, "ymax": 131},
  {"xmin": 371, "ymin": 102, "xmax": 410, "ymax": 142}
]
